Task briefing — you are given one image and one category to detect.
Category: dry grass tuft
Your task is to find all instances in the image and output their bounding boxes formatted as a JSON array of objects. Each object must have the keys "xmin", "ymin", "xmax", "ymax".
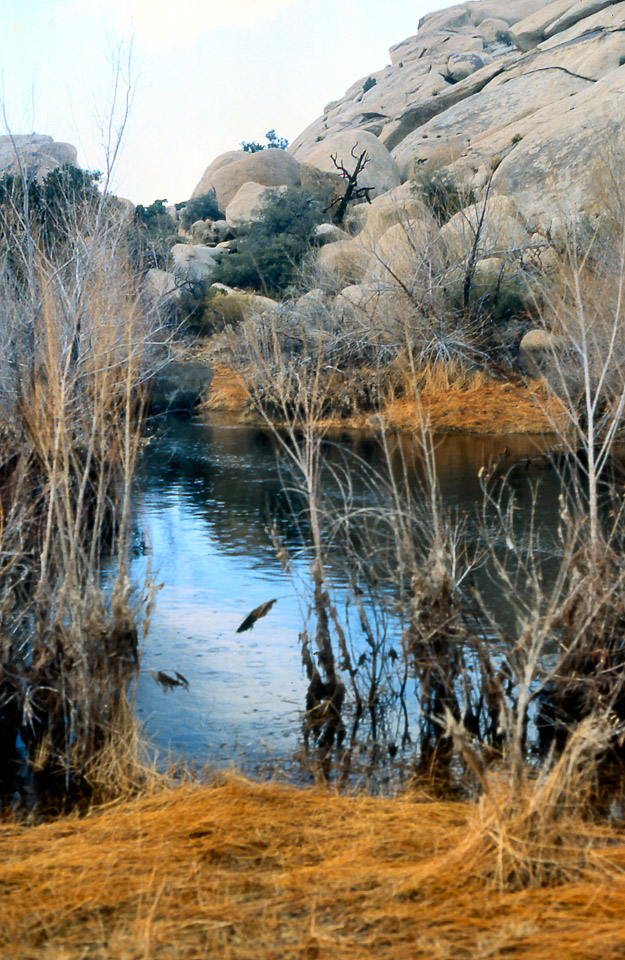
[
  {"xmin": 382, "ymin": 372, "xmax": 566, "ymax": 435},
  {"xmin": 438, "ymin": 736, "xmax": 617, "ymax": 894},
  {"xmin": 200, "ymin": 363, "xmax": 253, "ymax": 414},
  {"xmin": 2, "ymin": 774, "xmax": 625, "ymax": 959}
]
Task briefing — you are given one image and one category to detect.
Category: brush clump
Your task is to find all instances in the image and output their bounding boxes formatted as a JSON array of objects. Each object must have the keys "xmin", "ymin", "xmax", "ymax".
[{"xmin": 0, "ymin": 159, "xmax": 167, "ymax": 809}]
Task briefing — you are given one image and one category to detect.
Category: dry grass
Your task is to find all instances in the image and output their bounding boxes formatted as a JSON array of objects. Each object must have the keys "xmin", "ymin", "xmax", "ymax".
[
  {"xmin": 2, "ymin": 774, "xmax": 625, "ymax": 959},
  {"xmin": 200, "ymin": 363, "xmax": 252, "ymax": 414},
  {"xmin": 199, "ymin": 362, "xmax": 563, "ymax": 435},
  {"xmin": 0, "ymin": 200, "xmax": 164, "ymax": 797},
  {"xmin": 380, "ymin": 369, "xmax": 566, "ymax": 435}
]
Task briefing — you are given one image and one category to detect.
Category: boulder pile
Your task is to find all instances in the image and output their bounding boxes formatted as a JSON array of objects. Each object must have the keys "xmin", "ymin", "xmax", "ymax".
[
  {"xmin": 290, "ymin": 0, "xmax": 625, "ymax": 224},
  {"xmin": 151, "ymin": 0, "xmax": 625, "ymax": 368}
]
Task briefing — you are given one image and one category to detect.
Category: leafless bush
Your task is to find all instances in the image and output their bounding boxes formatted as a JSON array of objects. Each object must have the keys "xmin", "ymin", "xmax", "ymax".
[
  {"xmin": 0, "ymin": 142, "xmax": 166, "ymax": 807},
  {"xmin": 225, "ymin": 179, "xmax": 550, "ymax": 427}
]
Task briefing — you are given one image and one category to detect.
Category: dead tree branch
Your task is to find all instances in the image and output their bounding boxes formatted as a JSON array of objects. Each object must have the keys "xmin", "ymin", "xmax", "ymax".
[{"xmin": 324, "ymin": 145, "xmax": 373, "ymax": 225}]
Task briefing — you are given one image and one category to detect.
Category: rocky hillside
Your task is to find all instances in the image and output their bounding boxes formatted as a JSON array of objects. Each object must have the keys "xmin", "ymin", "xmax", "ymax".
[
  {"xmin": 178, "ymin": 0, "xmax": 625, "ymax": 307},
  {"xmin": 159, "ymin": 0, "xmax": 625, "ymax": 431},
  {"xmin": 289, "ymin": 0, "xmax": 625, "ymax": 225}
]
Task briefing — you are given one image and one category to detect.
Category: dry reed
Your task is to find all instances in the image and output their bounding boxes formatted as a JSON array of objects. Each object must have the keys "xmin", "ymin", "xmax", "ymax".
[{"xmin": 0, "ymin": 168, "xmax": 166, "ymax": 803}]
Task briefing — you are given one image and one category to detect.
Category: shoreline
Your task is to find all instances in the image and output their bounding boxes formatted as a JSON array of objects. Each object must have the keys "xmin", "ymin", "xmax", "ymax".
[{"xmin": 201, "ymin": 364, "xmax": 565, "ymax": 437}]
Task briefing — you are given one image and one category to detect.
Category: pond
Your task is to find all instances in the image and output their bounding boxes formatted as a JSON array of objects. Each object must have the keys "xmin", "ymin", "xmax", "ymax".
[{"xmin": 131, "ymin": 413, "xmax": 562, "ymax": 777}]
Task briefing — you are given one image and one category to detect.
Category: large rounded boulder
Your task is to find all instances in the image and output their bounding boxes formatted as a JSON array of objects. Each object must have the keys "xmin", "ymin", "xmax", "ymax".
[
  {"xmin": 0, "ymin": 134, "xmax": 78, "ymax": 180},
  {"xmin": 438, "ymin": 196, "xmax": 531, "ymax": 261},
  {"xmin": 298, "ymin": 131, "xmax": 401, "ymax": 200},
  {"xmin": 171, "ymin": 244, "xmax": 223, "ymax": 282},
  {"xmin": 191, "ymin": 149, "xmax": 301, "ymax": 213},
  {"xmin": 316, "ymin": 238, "xmax": 374, "ymax": 287},
  {"xmin": 356, "ymin": 183, "xmax": 432, "ymax": 243},
  {"xmin": 225, "ymin": 182, "xmax": 288, "ymax": 228}
]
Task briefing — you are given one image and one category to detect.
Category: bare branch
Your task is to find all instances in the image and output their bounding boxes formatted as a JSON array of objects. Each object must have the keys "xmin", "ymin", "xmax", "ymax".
[{"xmin": 324, "ymin": 146, "xmax": 372, "ymax": 225}]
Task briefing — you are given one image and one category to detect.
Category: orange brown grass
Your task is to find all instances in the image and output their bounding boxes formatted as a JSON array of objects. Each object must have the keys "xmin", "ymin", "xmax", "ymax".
[
  {"xmin": 382, "ymin": 373, "xmax": 566, "ymax": 435},
  {"xmin": 201, "ymin": 363, "xmax": 564, "ymax": 436},
  {"xmin": 200, "ymin": 363, "xmax": 252, "ymax": 414},
  {"xmin": 2, "ymin": 775, "xmax": 625, "ymax": 959}
]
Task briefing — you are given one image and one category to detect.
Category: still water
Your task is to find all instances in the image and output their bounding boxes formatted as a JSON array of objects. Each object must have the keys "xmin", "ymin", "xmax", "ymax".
[{"xmin": 131, "ymin": 413, "xmax": 560, "ymax": 774}]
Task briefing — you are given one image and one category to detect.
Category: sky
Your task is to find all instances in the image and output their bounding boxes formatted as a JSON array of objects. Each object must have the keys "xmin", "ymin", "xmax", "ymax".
[{"xmin": 0, "ymin": 0, "xmax": 446, "ymax": 206}]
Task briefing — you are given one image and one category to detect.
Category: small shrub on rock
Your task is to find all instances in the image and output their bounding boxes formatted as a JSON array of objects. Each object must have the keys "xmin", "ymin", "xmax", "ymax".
[
  {"xmin": 240, "ymin": 129, "xmax": 289, "ymax": 153},
  {"xmin": 414, "ymin": 169, "xmax": 474, "ymax": 225},
  {"xmin": 212, "ymin": 186, "xmax": 328, "ymax": 297}
]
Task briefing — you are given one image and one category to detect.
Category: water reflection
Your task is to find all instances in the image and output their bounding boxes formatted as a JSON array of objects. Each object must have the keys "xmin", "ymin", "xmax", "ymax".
[{"xmin": 132, "ymin": 414, "xmax": 560, "ymax": 773}]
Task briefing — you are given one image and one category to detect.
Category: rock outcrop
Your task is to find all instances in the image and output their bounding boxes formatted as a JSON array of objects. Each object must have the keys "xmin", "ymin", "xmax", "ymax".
[
  {"xmin": 0, "ymin": 134, "xmax": 78, "ymax": 180},
  {"xmin": 144, "ymin": 268, "xmax": 181, "ymax": 301},
  {"xmin": 225, "ymin": 182, "xmax": 288, "ymax": 228},
  {"xmin": 169, "ymin": 0, "xmax": 625, "ymax": 337},
  {"xmin": 192, "ymin": 149, "xmax": 301, "ymax": 212},
  {"xmin": 297, "ymin": 130, "xmax": 401, "ymax": 199},
  {"xmin": 148, "ymin": 361, "xmax": 214, "ymax": 415},
  {"xmin": 287, "ymin": 0, "xmax": 625, "ymax": 225},
  {"xmin": 438, "ymin": 196, "xmax": 530, "ymax": 260},
  {"xmin": 171, "ymin": 243, "xmax": 223, "ymax": 282}
]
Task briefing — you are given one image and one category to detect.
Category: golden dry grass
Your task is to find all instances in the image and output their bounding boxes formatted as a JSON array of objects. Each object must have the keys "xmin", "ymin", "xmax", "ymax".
[
  {"xmin": 200, "ymin": 363, "xmax": 253, "ymax": 415},
  {"xmin": 2, "ymin": 774, "xmax": 625, "ymax": 959},
  {"xmin": 380, "ymin": 372, "xmax": 564, "ymax": 435},
  {"xmin": 201, "ymin": 363, "xmax": 563, "ymax": 436}
]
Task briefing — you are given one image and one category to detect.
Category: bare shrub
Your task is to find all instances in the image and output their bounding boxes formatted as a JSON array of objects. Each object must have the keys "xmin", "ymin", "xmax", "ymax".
[
  {"xmin": 225, "ymin": 202, "xmax": 489, "ymax": 425},
  {"xmin": 216, "ymin": 138, "xmax": 625, "ymax": 864},
  {"xmin": 0, "ymin": 145, "xmax": 166, "ymax": 807}
]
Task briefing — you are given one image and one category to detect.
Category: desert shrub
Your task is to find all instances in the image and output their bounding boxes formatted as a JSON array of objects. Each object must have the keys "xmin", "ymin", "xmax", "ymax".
[
  {"xmin": 480, "ymin": 277, "xmax": 527, "ymax": 324},
  {"xmin": 363, "ymin": 76, "xmax": 377, "ymax": 93},
  {"xmin": 177, "ymin": 192, "xmax": 221, "ymax": 229},
  {"xmin": 266, "ymin": 129, "xmax": 289, "ymax": 150},
  {"xmin": 443, "ymin": 264, "xmax": 530, "ymax": 327},
  {"xmin": 0, "ymin": 164, "xmax": 102, "ymax": 272},
  {"xmin": 240, "ymin": 139, "xmax": 265, "ymax": 154},
  {"xmin": 41, "ymin": 164, "xmax": 102, "ymax": 241},
  {"xmin": 129, "ymin": 198, "xmax": 178, "ymax": 271},
  {"xmin": 414, "ymin": 168, "xmax": 474, "ymax": 225},
  {"xmin": 175, "ymin": 283, "xmax": 245, "ymax": 335},
  {"xmin": 240, "ymin": 129, "xmax": 289, "ymax": 153},
  {"xmin": 212, "ymin": 186, "xmax": 327, "ymax": 297}
]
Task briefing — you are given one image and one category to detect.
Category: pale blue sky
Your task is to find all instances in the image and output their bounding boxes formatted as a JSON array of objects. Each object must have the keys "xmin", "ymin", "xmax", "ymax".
[{"xmin": 1, "ymin": 0, "xmax": 445, "ymax": 205}]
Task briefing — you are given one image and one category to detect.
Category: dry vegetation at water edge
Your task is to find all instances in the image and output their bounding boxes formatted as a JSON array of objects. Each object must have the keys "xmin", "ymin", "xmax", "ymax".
[{"xmin": 3, "ymin": 775, "xmax": 625, "ymax": 959}]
